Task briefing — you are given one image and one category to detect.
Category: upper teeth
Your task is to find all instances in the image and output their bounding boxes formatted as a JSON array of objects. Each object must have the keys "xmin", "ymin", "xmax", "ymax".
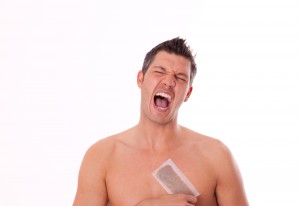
[{"xmin": 156, "ymin": 92, "xmax": 171, "ymax": 101}]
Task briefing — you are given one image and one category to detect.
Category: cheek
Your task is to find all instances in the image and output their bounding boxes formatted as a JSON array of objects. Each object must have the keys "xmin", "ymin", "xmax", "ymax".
[
  {"xmin": 141, "ymin": 83, "xmax": 154, "ymax": 102},
  {"xmin": 144, "ymin": 77, "xmax": 158, "ymax": 91},
  {"xmin": 176, "ymin": 88, "xmax": 190, "ymax": 103}
]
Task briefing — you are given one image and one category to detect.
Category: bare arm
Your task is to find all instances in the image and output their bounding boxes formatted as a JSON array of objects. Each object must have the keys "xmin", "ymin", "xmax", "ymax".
[
  {"xmin": 73, "ymin": 143, "xmax": 109, "ymax": 206},
  {"xmin": 134, "ymin": 194, "xmax": 197, "ymax": 206},
  {"xmin": 215, "ymin": 143, "xmax": 249, "ymax": 206}
]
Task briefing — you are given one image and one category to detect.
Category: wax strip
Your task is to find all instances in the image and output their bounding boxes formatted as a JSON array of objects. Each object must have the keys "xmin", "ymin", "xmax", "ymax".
[{"xmin": 152, "ymin": 159, "xmax": 200, "ymax": 197}]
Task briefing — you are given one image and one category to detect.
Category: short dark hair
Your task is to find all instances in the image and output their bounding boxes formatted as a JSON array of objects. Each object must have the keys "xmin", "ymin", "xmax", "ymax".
[{"xmin": 142, "ymin": 37, "xmax": 197, "ymax": 85}]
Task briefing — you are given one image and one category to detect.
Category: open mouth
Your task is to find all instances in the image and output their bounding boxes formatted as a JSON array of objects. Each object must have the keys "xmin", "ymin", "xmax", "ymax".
[{"xmin": 154, "ymin": 92, "xmax": 172, "ymax": 110}]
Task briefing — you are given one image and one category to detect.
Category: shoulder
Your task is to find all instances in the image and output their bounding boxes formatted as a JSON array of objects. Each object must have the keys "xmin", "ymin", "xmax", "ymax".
[
  {"xmin": 83, "ymin": 133, "xmax": 122, "ymax": 163},
  {"xmin": 78, "ymin": 137, "xmax": 113, "ymax": 177},
  {"xmin": 183, "ymin": 131, "xmax": 250, "ymax": 205},
  {"xmin": 181, "ymin": 126, "xmax": 224, "ymax": 146},
  {"xmin": 83, "ymin": 128, "xmax": 134, "ymax": 165},
  {"xmin": 87, "ymin": 135, "xmax": 116, "ymax": 156},
  {"xmin": 73, "ymin": 135, "xmax": 125, "ymax": 205},
  {"xmin": 181, "ymin": 126, "xmax": 234, "ymax": 165},
  {"xmin": 186, "ymin": 129, "xmax": 241, "ymax": 183},
  {"xmin": 184, "ymin": 128, "xmax": 241, "ymax": 181}
]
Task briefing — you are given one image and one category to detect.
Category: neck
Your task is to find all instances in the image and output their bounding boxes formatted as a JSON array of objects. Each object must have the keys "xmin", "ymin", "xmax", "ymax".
[{"xmin": 135, "ymin": 118, "xmax": 182, "ymax": 152}]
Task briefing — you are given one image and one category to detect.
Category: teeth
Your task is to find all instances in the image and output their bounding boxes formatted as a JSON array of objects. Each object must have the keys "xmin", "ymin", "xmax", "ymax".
[
  {"xmin": 158, "ymin": 107, "xmax": 168, "ymax": 110},
  {"xmin": 156, "ymin": 92, "xmax": 171, "ymax": 102}
]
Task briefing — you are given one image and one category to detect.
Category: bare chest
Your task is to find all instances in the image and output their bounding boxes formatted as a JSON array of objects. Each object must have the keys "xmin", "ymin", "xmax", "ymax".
[{"xmin": 105, "ymin": 149, "xmax": 218, "ymax": 206}]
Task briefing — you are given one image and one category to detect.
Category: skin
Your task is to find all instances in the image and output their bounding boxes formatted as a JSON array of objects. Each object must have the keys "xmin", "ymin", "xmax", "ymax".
[{"xmin": 73, "ymin": 51, "xmax": 249, "ymax": 206}]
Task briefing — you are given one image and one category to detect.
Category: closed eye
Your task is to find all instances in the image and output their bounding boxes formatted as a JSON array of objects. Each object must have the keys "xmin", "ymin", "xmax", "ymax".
[
  {"xmin": 176, "ymin": 75, "xmax": 187, "ymax": 82},
  {"xmin": 152, "ymin": 66, "xmax": 166, "ymax": 74}
]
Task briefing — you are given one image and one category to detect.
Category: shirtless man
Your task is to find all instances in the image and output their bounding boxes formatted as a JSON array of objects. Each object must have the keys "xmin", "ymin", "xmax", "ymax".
[{"xmin": 73, "ymin": 37, "xmax": 249, "ymax": 206}]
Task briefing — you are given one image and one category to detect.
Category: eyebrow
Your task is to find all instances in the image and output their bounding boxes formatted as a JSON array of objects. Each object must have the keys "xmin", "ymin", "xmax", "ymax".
[{"xmin": 153, "ymin": 66, "xmax": 166, "ymax": 71}]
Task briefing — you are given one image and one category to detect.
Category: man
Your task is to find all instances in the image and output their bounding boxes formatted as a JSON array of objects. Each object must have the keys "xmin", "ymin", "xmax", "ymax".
[{"xmin": 73, "ymin": 37, "xmax": 249, "ymax": 206}]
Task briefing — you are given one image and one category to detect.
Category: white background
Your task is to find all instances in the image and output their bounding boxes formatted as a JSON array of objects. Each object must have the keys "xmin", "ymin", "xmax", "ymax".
[{"xmin": 1, "ymin": 0, "xmax": 300, "ymax": 205}]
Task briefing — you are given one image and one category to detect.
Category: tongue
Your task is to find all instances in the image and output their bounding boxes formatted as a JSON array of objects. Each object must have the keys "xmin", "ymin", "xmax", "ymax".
[{"xmin": 155, "ymin": 97, "xmax": 168, "ymax": 108}]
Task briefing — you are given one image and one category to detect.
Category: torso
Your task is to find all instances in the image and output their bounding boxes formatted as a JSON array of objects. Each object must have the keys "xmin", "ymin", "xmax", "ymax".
[{"xmin": 101, "ymin": 127, "xmax": 222, "ymax": 206}]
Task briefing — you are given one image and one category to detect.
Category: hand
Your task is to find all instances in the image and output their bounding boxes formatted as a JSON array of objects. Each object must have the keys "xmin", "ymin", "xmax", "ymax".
[{"xmin": 135, "ymin": 194, "xmax": 197, "ymax": 206}]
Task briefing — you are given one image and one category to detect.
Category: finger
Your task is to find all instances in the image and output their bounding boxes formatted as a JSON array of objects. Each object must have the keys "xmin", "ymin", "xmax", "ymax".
[{"xmin": 185, "ymin": 195, "xmax": 197, "ymax": 204}]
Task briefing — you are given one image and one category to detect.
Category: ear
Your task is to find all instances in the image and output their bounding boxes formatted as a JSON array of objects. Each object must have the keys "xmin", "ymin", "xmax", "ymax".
[
  {"xmin": 184, "ymin": 86, "xmax": 193, "ymax": 102},
  {"xmin": 137, "ymin": 70, "xmax": 144, "ymax": 88}
]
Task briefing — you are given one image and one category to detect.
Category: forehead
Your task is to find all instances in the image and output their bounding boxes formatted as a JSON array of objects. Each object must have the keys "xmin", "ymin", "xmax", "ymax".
[{"xmin": 150, "ymin": 51, "xmax": 191, "ymax": 74}]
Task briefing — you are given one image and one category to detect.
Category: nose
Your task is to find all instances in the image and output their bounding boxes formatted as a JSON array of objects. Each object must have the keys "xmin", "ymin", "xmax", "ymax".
[{"xmin": 163, "ymin": 75, "xmax": 176, "ymax": 88}]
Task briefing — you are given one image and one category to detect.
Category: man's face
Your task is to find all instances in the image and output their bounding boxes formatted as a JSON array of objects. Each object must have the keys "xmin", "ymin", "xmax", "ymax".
[{"xmin": 137, "ymin": 51, "xmax": 193, "ymax": 125}]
